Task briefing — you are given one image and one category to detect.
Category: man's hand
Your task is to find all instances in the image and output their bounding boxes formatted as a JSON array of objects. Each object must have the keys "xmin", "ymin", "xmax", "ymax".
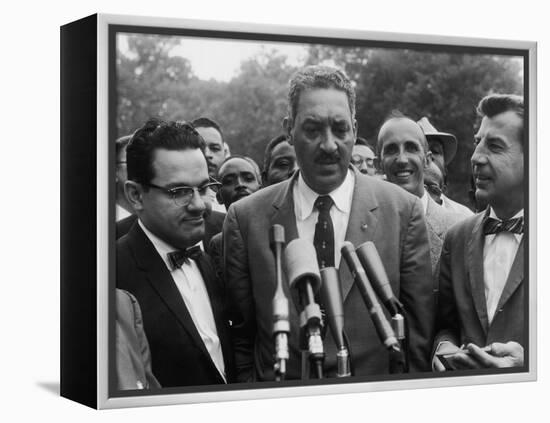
[{"xmin": 465, "ymin": 341, "xmax": 524, "ymax": 368}]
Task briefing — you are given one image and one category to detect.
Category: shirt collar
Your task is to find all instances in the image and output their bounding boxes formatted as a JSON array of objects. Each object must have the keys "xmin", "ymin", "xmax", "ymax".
[
  {"xmin": 294, "ymin": 169, "xmax": 355, "ymax": 221},
  {"xmin": 420, "ymin": 190, "xmax": 429, "ymax": 214},
  {"xmin": 138, "ymin": 220, "xmax": 204, "ymax": 270}
]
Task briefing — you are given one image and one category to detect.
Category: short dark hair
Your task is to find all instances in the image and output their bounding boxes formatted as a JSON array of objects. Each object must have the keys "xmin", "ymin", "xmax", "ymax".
[
  {"xmin": 219, "ymin": 155, "xmax": 261, "ymax": 182},
  {"xmin": 476, "ymin": 94, "xmax": 524, "ymax": 142},
  {"xmin": 355, "ymin": 136, "xmax": 370, "ymax": 147},
  {"xmin": 263, "ymin": 134, "xmax": 289, "ymax": 172},
  {"xmin": 287, "ymin": 65, "xmax": 356, "ymax": 123},
  {"xmin": 191, "ymin": 117, "xmax": 224, "ymax": 142},
  {"xmin": 126, "ymin": 118, "xmax": 205, "ymax": 186}
]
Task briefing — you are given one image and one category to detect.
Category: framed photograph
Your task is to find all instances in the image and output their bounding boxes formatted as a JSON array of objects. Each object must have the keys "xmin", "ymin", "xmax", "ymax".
[{"xmin": 60, "ymin": 13, "xmax": 536, "ymax": 409}]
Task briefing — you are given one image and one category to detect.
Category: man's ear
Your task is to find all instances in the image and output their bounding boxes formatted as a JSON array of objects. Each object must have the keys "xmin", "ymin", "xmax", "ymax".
[
  {"xmin": 282, "ymin": 116, "xmax": 293, "ymax": 144},
  {"xmin": 125, "ymin": 181, "xmax": 144, "ymax": 212},
  {"xmin": 353, "ymin": 118, "xmax": 358, "ymax": 137}
]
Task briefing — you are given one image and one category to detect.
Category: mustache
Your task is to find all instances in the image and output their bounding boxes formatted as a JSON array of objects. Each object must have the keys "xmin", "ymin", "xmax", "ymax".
[{"xmin": 314, "ymin": 151, "xmax": 341, "ymax": 164}]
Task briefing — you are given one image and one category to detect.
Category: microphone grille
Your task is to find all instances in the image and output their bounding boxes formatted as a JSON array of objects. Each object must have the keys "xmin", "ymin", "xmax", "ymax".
[{"xmin": 284, "ymin": 238, "xmax": 321, "ymax": 292}]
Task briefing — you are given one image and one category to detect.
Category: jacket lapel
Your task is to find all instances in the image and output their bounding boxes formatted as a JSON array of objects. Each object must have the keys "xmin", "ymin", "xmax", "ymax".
[
  {"xmin": 467, "ymin": 214, "xmax": 490, "ymax": 334},
  {"xmin": 270, "ymin": 173, "xmax": 299, "ymax": 243},
  {"xmin": 340, "ymin": 170, "xmax": 379, "ymax": 300},
  {"xmin": 496, "ymin": 237, "xmax": 524, "ymax": 311},
  {"xmin": 128, "ymin": 224, "xmax": 213, "ymax": 362}
]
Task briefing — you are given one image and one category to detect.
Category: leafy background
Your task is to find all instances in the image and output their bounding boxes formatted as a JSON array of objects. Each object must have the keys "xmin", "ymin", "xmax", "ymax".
[{"xmin": 116, "ymin": 34, "xmax": 523, "ymax": 208}]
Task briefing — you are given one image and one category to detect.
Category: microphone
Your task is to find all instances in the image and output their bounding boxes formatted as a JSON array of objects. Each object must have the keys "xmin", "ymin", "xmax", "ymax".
[
  {"xmin": 355, "ymin": 241, "xmax": 408, "ymax": 372},
  {"xmin": 284, "ymin": 238, "xmax": 324, "ymax": 378},
  {"xmin": 320, "ymin": 267, "xmax": 350, "ymax": 377},
  {"xmin": 356, "ymin": 242, "xmax": 405, "ymax": 339},
  {"xmin": 340, "ymin": 241, "xmax": 398, "ymax": 349},
  {"xmin": 270, "ymin": 224, "xmax": 290, "ymax": 381}
]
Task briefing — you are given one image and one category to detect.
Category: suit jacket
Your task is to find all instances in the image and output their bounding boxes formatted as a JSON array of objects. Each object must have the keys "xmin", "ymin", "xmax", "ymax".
[
  {"xmin": 223, "ymin": 169, "xmax": 434, "ymax": 382},
  {"xmin": 117, "ymin": 223, "xmax": 235, "ymax": 387},
  {"xmin": 435, "ymin": 211, "xmax": 525, "ymax": 349},
  {"xmin": 116, "ymin": 289, "xmax": 161, "ymax": 390},
  {"xmin": 116, "ymin": 210, "xmax": 225, "ymax": 255},
  {"xmin": 425, "ymin": 195, "xmax": 463, "ymax": 292}
]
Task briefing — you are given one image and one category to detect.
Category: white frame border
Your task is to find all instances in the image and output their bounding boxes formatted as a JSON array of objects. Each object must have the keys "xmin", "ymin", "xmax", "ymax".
[{"xmin": 96, "ymin": 13, "xmax": 537, "ymax": 409}]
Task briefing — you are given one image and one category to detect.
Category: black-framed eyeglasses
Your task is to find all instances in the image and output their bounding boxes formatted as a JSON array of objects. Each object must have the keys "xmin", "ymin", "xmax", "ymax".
[{"xmin": 142, "ymin": 178, "xmax": 222, "ymax": 207}]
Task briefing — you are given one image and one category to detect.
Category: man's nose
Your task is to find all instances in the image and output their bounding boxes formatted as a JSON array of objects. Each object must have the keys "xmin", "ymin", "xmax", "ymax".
[
  {"xmin": 320, "ymin": 129, "xmax": 338, "ymax": 152},
  {"xmin": 471, "ymin": 143, "xmax": 488, "ymax": 166},
  {"xmin": 396, "ymin": 148, "xmax": 408, "ymax": 164},
  {"xmin": 187, "ymin": 189, "xmax": 207, "ymax": 212}
]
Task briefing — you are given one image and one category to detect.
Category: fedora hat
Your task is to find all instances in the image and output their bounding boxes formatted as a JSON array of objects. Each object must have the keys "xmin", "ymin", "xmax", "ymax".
[{"xmin": 417, "ymin": 117, "xmax": 457, "ymax": 165}]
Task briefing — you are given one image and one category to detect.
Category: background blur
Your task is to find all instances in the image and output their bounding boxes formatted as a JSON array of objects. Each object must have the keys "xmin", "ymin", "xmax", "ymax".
[{"xmin": 116, "ymin": 33, "xmax": 523, "ymax": 206}]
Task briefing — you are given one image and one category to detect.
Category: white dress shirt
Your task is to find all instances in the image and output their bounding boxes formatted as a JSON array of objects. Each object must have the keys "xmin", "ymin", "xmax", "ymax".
[
  {"xmin": 292, "ymin": 169, "xmax": 355, "ymax": 267},
  {"xmin": 483, "ymin": 208, "xmax": 524, "ymax": 324},
  {"xmin": 138, "ymin": 220, "xmax": 226, "ymax": 382},
  {"xmin": 420, "ymin": 190, "xmax": 429, "ymax": 214}
]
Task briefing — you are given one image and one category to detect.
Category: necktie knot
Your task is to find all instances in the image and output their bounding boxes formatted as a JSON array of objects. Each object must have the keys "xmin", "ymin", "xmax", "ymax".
[
  {"xmin": 483, "ymin": 216, "xmax": 524, "ymax": 235},
  {"xmin": 314, "ymin": 195, "xmax": 334, "ymax": 213},
  {"xmin": 167, "ymin": 245, "xmax": 203, "ymax": 270}
]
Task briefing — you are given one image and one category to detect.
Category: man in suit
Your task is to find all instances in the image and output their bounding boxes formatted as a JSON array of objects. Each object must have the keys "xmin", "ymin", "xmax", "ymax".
[
  {"xmin": 434, "ymin": 94, "xmax": 525, "ymax": 370},
  {"xmin": 377, "ymin": 114, "xmax": 462, "ymax": 281},
  {"xmin": 116, "ymin": 289, "xmax": 160, "ymax": 390},
  {"xmin": 117, "ymin": 118, "xmax": 234, "ymax": 387},
  {"xmin": 223, "ymin": 65, "xmax": 434, "ymax": 382},
  {"xmin": 209, "ymin": 155, "xmax": 262, "ymax": 277}
]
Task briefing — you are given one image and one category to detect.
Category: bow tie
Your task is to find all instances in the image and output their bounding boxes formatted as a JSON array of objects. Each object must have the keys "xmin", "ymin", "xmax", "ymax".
[
  {"xmin": 483, "ymin": 216, "xmax": 524, "ymax": 235},
  {"xmin": 167, "ymin": 246, "xmax": 202, "ymax": 270}
]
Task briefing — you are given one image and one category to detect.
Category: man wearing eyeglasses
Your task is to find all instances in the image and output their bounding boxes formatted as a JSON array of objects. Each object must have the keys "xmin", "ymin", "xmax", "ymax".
[
  {"xmin": 117, "ymin": 118, "xmax": 234, "ymax": 387},
  {"xmin": 351, "ymin": 137, "xmax": 376, "ymax": 176}
]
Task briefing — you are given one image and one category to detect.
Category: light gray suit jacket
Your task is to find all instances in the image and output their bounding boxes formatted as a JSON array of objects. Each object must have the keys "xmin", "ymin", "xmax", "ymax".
[{"xmin": 223, "ymin": 169, "xmax": 434, "ymax": 382}]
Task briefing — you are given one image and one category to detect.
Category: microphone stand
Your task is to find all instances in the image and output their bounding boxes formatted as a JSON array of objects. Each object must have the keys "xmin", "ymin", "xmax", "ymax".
[
  {"xmin": 270, "ymin": 224, "xmax": 290, "ymax": 381},
  {"xmin": 299, "ymin": 283, "xmax": 325, "ymax": 379}
]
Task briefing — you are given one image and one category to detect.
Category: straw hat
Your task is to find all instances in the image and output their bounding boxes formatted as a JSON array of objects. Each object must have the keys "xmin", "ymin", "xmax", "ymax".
[{"xmin": 417, "ymin": 117, "xmax": 457, "ymax": 165}]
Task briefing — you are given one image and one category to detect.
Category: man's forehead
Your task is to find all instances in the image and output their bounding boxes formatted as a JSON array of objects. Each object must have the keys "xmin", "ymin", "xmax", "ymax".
[
  {"xmin": 353, "ymin": 144, "xmax": 375, "ymax": 158},
  {"xmin": 378, "ymin": 118, "xmax": 426, "ymax": 152},
  {"xmin": 196, "ymin": 126, "xmax": 223, "ymax": 144},
  {"xmin": 220, "ymin": 157, "xmax": 255, "ymax": 176},
  {"xmin": 272, "ymin": 141, "xmax": 294, "ymax": 157},
  {"xmin": 295, "ymin": 88, "xmax": 352, "ymax": 120}
]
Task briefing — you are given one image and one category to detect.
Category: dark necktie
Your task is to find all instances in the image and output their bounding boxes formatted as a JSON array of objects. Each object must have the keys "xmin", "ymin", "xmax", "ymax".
[
  {"xmin": 483, "ymin": 216, "xmax": 524, "ymax": 235},
  {"xmin": 313, "ymin": 195, "xmax": 335, "ymax": 269},
  {"xmin": 167, "ymin": 245, "xmax": 203, "ymax": 270}
]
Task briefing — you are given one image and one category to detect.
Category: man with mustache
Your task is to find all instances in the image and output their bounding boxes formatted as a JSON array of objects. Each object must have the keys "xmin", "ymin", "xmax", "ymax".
[
  {"xmin": 117, "ymin": 118, "xmax": 234, "ymax": 387},
  {"xmin": 377, "ymin": 113, "xmax": 462, "ymax": 283},
  {"xmin": 192, "ymin": 117, "xmax": 228, "ymax": 213},
  {"xmin": 223, "ymin": 65, "xmax": 434, "ymax": 382},
  {"xmin": 434, "ymin": 94, "xmax": 526, "ymax": 371}
]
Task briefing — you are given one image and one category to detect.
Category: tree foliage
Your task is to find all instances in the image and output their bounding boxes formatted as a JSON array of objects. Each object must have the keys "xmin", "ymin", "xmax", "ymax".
[{"xmin": 117, "ymin": 34, "xmax": 523, "ymax": 206}]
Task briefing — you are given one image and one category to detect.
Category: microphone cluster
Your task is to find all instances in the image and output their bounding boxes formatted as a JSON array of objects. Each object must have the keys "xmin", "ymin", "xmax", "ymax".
[{"xmin": 269, "ymin": 226, "xmax": 408, "ymax": 381}]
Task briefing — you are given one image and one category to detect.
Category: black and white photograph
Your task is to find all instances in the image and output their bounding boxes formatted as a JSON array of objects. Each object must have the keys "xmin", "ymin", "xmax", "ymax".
[
  {"xmin": 12, "ymin": 1, "xmax": 542, "ymax": 420},
  {"xmin": 100, "ymin": 16, "xmax": 534, "ymax": 405}
]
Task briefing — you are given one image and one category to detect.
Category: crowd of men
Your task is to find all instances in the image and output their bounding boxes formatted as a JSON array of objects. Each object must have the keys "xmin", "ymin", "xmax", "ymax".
[{"xmin": 114, "ymin": 65, "xmax": 526, "ymax": 390}]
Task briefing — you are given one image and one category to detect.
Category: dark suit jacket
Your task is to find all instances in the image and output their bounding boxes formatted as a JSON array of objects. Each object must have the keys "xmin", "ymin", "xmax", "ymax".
[
  {"xmin": 223, "ymin": 169, "xmax": 434, "ymax": 382},
  {"xmin": 435, "ymin": 211, "xmax": 525, "ymax": 349},
  {"xmin": 117, "ymin": 223, "xmax": 234, "ymax": 387},
  {"xmin": 116, "ymin": 210, "xmax": 225, "ymax": 255}
]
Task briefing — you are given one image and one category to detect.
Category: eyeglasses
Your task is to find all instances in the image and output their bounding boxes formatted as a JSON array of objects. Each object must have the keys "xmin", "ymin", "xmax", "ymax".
[
  {"xmin": 143, "ymin": 178, "xmax": 222, "ymax": 207},
  {"xmin": 351, "ymin": 155, "xmax": 375, "ymax": 167}
]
